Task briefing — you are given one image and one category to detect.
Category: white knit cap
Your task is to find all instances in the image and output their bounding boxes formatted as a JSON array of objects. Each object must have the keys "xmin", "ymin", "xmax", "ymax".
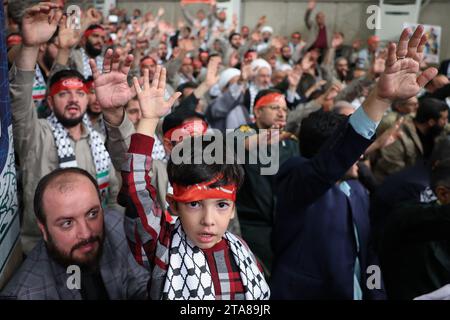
[
  {"xmin": 218, "ymin": 68, "xmax": 241, "ymax": 90},
  {"xmin": 251, "ymin": 58, "xmax": 272, "ymax": 75},
  {"xmin": 261, "ymin": 26, "xmax": 274, "ymax": 34}
]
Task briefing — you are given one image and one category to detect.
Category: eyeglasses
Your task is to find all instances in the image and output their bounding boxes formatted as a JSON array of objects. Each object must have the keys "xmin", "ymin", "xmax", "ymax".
[{"xmin": 266, "ymin": 105, "xmax": 288, "ymax": 113}]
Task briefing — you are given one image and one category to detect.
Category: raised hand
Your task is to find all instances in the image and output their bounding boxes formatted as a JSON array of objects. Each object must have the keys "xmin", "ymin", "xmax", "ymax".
[
  {"xmin": 331, "ymin": 33, "xmax": 343, "ymax": 49},
  {"xmin": 90, "ymin": 48, "xmax": 135, "ymax": 112},
  {"xmin": 376, "ymin": 25, "xmax": 437, "ymax": 102},
  {"xmin": 22, "ymin": 2, "xmax": 62, "ymax": 47},
  {"xmin": 288, "ymin": 68, "xmax": 302, "ymax": 91},
  {"xmin": 57, "ymin": 15, "xmax": 81, "ymax": 50},
  {"xmin": 132, "ymin": 67, "xmax": 182, "ymax": 120}
]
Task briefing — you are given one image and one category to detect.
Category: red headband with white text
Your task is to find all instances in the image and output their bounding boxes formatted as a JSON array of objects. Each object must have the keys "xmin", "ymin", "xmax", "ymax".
[
  {"xmin": 49, "ymin": 78, "xmax": 88, "ymax": 97},
  {"xmin": 171, "ymin": 175, "xmax": 237, "ymax": 202},
  {"xmin": 254, "ymin": 92, "xmax": 285, "ymax": 110}
]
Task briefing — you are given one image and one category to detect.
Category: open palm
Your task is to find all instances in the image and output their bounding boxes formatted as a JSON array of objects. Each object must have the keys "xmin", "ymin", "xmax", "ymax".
[
  {"xmin": 377, "ymin": 26, "xmax": 437, "ymax": 101},
  {"xmin": 22, "ymin": 2, "xmax": 62, "ymax": 46},
  {"xmin": 133, "ymin": 67, "xmax": 182, "ymax": 120},
  {"xmin": 90, "ymin": 48, "xmax": 135, "ymax": 110}
]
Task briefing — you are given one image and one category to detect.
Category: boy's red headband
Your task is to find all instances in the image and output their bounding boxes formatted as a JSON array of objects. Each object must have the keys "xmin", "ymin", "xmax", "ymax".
[
  {"xmin": 171, "ymin": 175, "xmax": 237, "ymax": 202},
  {"xmin": 164, "ymin": 120, "xmax": 208, "ymax": 143},
  {"xmin": 254, "ymin": 92, "xmax": 285, "ymax": 110},
  {"xmin": 49, "ymin": 78, "xmax": 88, "ymax": 97}
]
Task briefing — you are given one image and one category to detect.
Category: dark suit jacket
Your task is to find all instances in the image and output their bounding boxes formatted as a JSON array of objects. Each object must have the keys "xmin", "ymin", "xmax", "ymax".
[
  {"xmin": 1, "ymin": 210, "xmax": 150, "ymax": 300},
  {"xmin": 271, "ymin": 120, "xmax": 386, "ymax": 300}
]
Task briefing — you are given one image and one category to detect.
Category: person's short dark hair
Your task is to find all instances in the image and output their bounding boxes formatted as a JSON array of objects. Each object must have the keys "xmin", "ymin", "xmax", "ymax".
[
  {"xmin": 162, "ymin": 103, "xmax": 206, "ymax": 136},
  {"xmin": 430, "ymin": 136, "xmax": 450, "ymax": 166},
  {"xmin": 431, "ymin": 158, "xmax": 450, "ymax": 191},
  {"xmin": 34, "ymin": 168, "xmax": 100, "ymax": 224},
  {"xmin": 244, "ymin": 49, "xmax": 257, "ymax": 59},
  {"xmin": 229, "ymin": 32, "xmax": 241, "ymax": 43},
  {"xmin": 48, "ymin": 69, "xmax": 86, "ymax": 89},
  {"xmin": 176, "ymin": 81, "xmax": 198, "ymax": 93},
  {"xmin": 415, "ymin": 98, "xmax": 448, "ymax": 123},
  {"xmin": 299, "ymin": 110, "xmax": 347, "ymax": 158},
  {"xmin": 254, "ymin": 88, "xmax": 283, "ymax": 106},
  {"xmin": 167, "ymin": 135, "xmax": 245, "ymax": 192}
]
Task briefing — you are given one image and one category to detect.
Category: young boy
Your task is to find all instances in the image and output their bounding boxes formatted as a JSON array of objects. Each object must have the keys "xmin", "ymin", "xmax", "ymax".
[{"xmin": 119, "ymin": 66, "xmax": 270, "ymax": 300}]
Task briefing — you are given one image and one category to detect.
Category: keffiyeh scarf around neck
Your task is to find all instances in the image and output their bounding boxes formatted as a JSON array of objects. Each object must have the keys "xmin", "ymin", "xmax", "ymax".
[{"xmin": 160, "ymin": 219, "xmax": 270, "ymax": 300}]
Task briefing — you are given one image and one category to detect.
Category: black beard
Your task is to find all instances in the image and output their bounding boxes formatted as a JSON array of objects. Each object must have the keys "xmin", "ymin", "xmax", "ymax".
[
  {"xmin": 53, "ymin": 107, "xmax": 85, "ymax": 128},
  {"xmin": 87, "ymin": 108, "xmax": 102, "ymax": 117},
  {"xmin": 45, "ymin": 225, "xmax": 104, "ymax": 271},
  {"xmin": 85, "ymin": 40, "xmax": 102, "ymax": 58},
  {"xmin": 282, "ymin": 55, "xmax": 291, "ymax": 63}
]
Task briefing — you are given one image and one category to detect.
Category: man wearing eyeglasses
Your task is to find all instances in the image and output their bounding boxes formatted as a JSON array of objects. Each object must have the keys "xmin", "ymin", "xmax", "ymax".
[{"xmin": 234, "ymin": 89, "xmax": 299, "ymax": 278}]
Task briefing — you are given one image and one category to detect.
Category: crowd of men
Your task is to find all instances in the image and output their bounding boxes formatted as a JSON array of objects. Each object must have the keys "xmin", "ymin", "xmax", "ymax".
[{"xmin": 1, "ymin": 0, "xmax": 450, "ymax": 300}]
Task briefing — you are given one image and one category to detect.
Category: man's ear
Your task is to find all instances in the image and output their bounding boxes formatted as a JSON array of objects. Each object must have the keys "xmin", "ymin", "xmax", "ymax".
[
  {"xmin": 254, "ymin": 107, "xmax": 263, "ymax": 119},
  {"xmin": 166, "ymin": 195, "xmax": 179, "ymax": 216},
  {"xmin": 47, "ymin": 95, "xmax": 55, "ymax": 112},
  {"xmin": 37, "ymin": 221, "xmax": 48, "ymax": 242},
  {"xmin": 163, "ymin": 137, "xmax": 173, "ymax": 155}
]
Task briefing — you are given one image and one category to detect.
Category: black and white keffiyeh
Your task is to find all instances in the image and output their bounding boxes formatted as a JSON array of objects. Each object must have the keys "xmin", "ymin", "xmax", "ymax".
[
  {"xmin": 161, "ymin": 219, "xmax": 270, "ymax": 300},
  {"xmin": 47, "ymin": 113, "xmax": 111, "ymax": 202},
  {"xmin": 80, "ymin": 48, "xmax": 103, "ymax": 79}
]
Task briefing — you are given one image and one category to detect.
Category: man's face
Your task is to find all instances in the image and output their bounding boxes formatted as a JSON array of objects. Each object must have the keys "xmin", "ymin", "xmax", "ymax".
[
  {"xmin": 218, "ymin": 11, "xmax": 227, "ymax": 22},
  {"xmin": 181, "ymin": 58, "xmax": 194, "ymax": 77},
  {"xmin": 85, "ymin": 32, "xmax": 105, "ymax": 57},
  {"xmin": 255, "ymin": 67, "xmax": 271, "ymax": 89},
  {"xmin": 291, "ymin": 33, "xmax": 301, "ymax": 45},
  {"xmin": 140, "ymin": 60, "xmax": 157, "ymax": 79},
  {"xmin": 244, "ymin": 51, "xmax": 257, "ymax": 64},
  {"xmin": 197, "ymin": 10, "xmax": 206, "ymax": 21},
  {"xmin": 255, "ymin": 99, "xmax": 288, "ymax": 129},
  {"xmin": 437, "ymin": 110, "xmax": 449, "ymax": 130},
  {"xmin": 230, "ymin": 34, "xmax": 242, "ymax": 49},
  {"xmin": 158, "ymin": 43, "xmax": 168, "ymax": 60},
  {"xmin": 241, "ymin": 26, "xmax": 250, "ymax": 37},
  {"xmin": 48, "ymin": 79, "xmax": 88, "ymax": 128},
  {"xmin": 335, "ymin": 58, "xmax": 349, "ymax": 75},
  {"xmin": 281, "ymin": 46, "xmax": 292, "ymax": 60},
  {"xmin": 398, "ymin": 97, "xmax": 419, "ymax": 114},
  {"xmin": 170, "ymin": 198, "xmax": 235, "ymax": 249},
  {"xmin": 262, "ymin": 32, "xmax": 271, "ymax": 41},
  {"xmin": 316, "ymin": 12, "xmax": 325, "ymax": 26},
  {"xmin": 125, "ymin": 99, "xmax": 142, "ymax": 127},
  {"xmin": 272, "ymin": 71, "xmax": 286, "ymax": 86},
  {"xmin": 39, "ymin": 175, "xmax": 104, "ymax": 268}
]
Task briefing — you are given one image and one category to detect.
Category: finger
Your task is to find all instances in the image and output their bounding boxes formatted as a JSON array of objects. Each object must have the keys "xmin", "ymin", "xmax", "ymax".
[
  {"xmin": 166, "ymin": 92, "xmax": 182, "ymax": 108},
  {"xmin": 158, "ymin": 67, "xmax": 166, "ymax": 90},
  {"xmin": 416, "ymin": 33, "xmax": 428, "ymax": 60},
  {"xmin": 407, "ymin": 25, "xmax": 424, "ymax": 59},
  {"xmin": 111, "ymin": 48, "xmax": 122, "ymax": 72},
  {"xmin": 132, "ymin": 76, "xmax": 142, "ymax": 96},
  {"xmin": 59, "ymin": 14, "xmax": 67, "ymax": 29},
  {"xmin": 386, "ymin": 42, "xmax": 397, "ymax": 67},
  {"xmin": 143, "ymin": 68, "xmax": 150, "ymax": 91},
  {"xmin": 417, "ymin": 67, "xmax": 438, "ymax": 88},
  {"xmin": 120, "ymin": 54, "xmax": 134, "ymax": 76},
  {"xmin": 52, "ymin": 8, "xmax": 63, "ymax": 26},
  {"xmin": 89, "ymin": 59, "xmax": 100, "ymax": 81},
  {"xmin": 152, "ymin": 65, "xmax": 161, "ymax": 89},
  {"xmin": 396, "ymin": 28, "xmax": 411, "ymax": 59},
  {"xmin": 102, "ymin": 48, "xmax": 113, "ymax": 73}
]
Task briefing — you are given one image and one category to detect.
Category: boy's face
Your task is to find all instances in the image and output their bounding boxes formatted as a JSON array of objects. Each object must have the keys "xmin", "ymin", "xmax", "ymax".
[{"xmin": 170, "ymin": 198, "xmax": 235, "ymax": 249}]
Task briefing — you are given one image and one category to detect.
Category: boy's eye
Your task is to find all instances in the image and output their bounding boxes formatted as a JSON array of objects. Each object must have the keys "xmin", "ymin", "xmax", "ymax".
[
  {"xmin": 187, "ymin": 201, "xmax": 200, "ymax": 208},
  {"xmin": 217, "ymin": 201, "xmax": 231, "ymax": 209}
]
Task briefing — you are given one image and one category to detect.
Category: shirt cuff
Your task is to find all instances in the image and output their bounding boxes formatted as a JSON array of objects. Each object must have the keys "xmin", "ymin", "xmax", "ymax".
[
  {"xmin": 129, "ymin": 134, "xmax": 155, "ymax": 156},
  {"xmin": 286, "ymin": 90, "xmax": 300, "ymax": 103},
  {"xmin": 349, "ymin": 106, "xmax": 379, "ymax": 139}
]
